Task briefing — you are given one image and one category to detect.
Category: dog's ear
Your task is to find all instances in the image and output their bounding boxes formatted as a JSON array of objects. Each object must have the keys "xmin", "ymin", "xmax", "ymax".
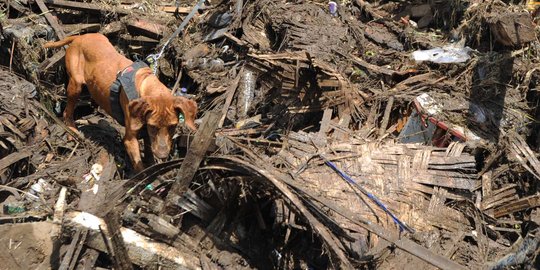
[
  {"xmin": 128, "ymin": 98, "xmax": 151, "ymax": 130},
  {"xmin": 174, "ymin": 96, "xmax": 198, "ymax": 131}
]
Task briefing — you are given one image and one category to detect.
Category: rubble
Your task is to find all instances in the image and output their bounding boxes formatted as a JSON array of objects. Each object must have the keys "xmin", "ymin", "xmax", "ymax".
[{"xmin": 2, "ymin": 0, "xmax": 540, "ymax": 269}]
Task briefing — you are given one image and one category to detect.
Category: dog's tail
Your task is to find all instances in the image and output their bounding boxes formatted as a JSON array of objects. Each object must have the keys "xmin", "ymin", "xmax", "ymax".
[{"xmin": 43, "ymin": 36, "xmax": 78, "ymax": 48}]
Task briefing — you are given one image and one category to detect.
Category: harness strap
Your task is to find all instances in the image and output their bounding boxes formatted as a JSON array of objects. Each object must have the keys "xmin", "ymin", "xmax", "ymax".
[{"xmin": 109, "ymin": 61, "xmax": 149, "ymax": 126}]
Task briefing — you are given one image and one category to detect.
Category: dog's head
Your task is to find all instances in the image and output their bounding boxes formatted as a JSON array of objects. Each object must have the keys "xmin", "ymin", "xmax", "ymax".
[{"xmin": 128, "ymin": 95, "xmax": 198, "ymax": 160}]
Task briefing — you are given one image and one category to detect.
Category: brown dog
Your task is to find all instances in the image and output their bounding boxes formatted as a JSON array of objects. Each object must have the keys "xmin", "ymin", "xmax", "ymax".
[{"xmin": 44, "ymin": 33, "xmax": 197, "ymax": 172}]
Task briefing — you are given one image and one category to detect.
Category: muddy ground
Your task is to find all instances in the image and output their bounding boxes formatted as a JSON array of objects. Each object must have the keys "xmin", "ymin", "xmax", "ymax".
[{"xmin": 1, "ymin": 0, "xmax": 540, "ymax": 269}]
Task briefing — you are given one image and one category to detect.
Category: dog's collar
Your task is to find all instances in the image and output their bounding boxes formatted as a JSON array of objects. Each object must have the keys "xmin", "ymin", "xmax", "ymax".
[{"xmin": 109, "ymin": 61, "xmax": 149, "ymax": 125}]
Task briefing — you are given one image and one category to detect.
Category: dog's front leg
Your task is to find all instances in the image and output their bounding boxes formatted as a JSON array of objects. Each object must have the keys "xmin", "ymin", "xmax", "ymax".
[
  {"xmin": 142, "ymin": 131, "xmax": 155, "ymax": 165},
  {"xmin": 124, "ymin": 130, "xmax": 144, "ymax": 172}
]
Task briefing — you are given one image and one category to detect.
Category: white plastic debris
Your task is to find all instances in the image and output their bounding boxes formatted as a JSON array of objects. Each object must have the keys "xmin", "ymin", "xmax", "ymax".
[
  {"xmin": 30, "ymin": 178, "xmax": 48, "ymax": 194},
  {"xmin": 83, "ymin": 163, "xmax": 103, "ymax": 194},
  {"xmin": 416, "ymin": 93, "xmax": 442, "ymax": 116},
  {"xmin": 412, "ymin": 45, "xmax": 473, "ymax": 64},
  {"xmin": 27, "ymin": 178, "xmax": 51, "ymax": 200}
]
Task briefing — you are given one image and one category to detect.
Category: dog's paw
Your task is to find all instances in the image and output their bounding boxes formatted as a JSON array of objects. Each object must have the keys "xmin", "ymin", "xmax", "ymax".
[{"xmin": 66, "ymin": 129, "xmax": 83, "ymax": 141}]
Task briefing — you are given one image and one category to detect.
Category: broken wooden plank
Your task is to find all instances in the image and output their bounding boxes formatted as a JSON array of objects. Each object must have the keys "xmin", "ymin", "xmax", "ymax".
[
  {"xmin": 36, "ymin": 0, "xmax": 66, "ymax": 40},
  {"xmin": 509, "ymin": 133, "xmax": 540, "ymax": 181},
  {"xmin": 319, "ymin": 109, "xmax": 333, "ymax": 136},
  {"xmin": 0, "ymin": 149, "xmax": 31, "ymax": 171},
  {"xmin": 379, "ymin": 96, "xmax": 394, "ymax": 138},
  {"xmin": 219, "ymin": 71, "xmax": 242, "ymax": 127},
  {"xmin": 53, "ymin": 187, "xmax": 68, "ymax": 225},
  {"xmin": 139, "ymin": 213, "xmax": 180, "ymax": 238},
  {"xmin": 347, "ymin": 52, "xmax": 397, "ymax": 76},
  {"xmin": 171, "ymin": 189, "xmax": 216, "ymax": 222},
  {"xmin": 176, "ymin": 134, "xmax": 218, "ymax": 151},
  {"xmin": 331, "ymin": 114, "xmax": 351, "ymax": 141},
  {"xmin": 481, "ymin": 185, "xmax": 517, "ymax": 210},
  {"xmin": 165, "ymin": 111, "xmax": 221, "ymax": 210},
  {"xmin": 39, "ymin": 50, "xmax": 65, "ymax": 71},
  {"xmin": 59, "ymin": 228, "xmax": 87, "ymax": 270},
  {"xmin": 223, "ymin": 32, "xmax": 248, "ymax": 47},
  {"xmin": 76, "ymin": 248, "xmax": 99, "ymax": 270},
  {"xmin": 0, "ymin": 117, "xmax": 26, "ymax": 139},
  {"xmin": 126, "ymin": 18, "xmax": 166, "ymax": 39},
  {"xmin": 412, "ymin": 172, "xmax": 477, "ymax": 190},
  {"xmin": 409, "ymin": 182, "xmax": 469, "ymax": 201},
  {"xmin": 51, "ymin": 186, "xmax": 68, "ymax": 238},
  {"xmin": 100, "ymin": 21, "xmax": 124, "ymax": 36},
  {"xmin": 120, "ymin": 34, "xmax": 159, "ymax": 46},
  {"xmin": 313, "ymin": 108, "xmax": 332, "ymax": 148},
  {"xmin": 44, "ymin": 0, "xmax": 130, "ymax": 15},
  {"xmin": 64, "ymin": 211, "xmax": 202, "ymax": 269},
  {"xmin": 68, "ymin": 229, "xmax": 88, "ymax": 270},
  {"xmin": 63, "ymin": 23, "xmax": 101, "ymax": 35},
  {"xmin": 494, "ymin": 194, "xmax": 540, "ymax": 218},
  {"xmin": 103, "ymin": 211, "xmax": 133, "ymax": 270},
  {"xmin": 159, "ymin": 6, "xmax": 192, "ymax": 14}
]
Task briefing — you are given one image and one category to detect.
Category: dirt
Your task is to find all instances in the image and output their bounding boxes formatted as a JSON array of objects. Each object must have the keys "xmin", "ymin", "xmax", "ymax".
[{"xmin": 0, "ymin": 222, "xmax": 55, "ymax": 270}]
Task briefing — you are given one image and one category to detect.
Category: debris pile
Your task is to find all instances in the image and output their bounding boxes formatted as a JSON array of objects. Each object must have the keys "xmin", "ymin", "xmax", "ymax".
[{"xmin": 2, "ymin": 0, "xmax": 540, "ymax": 269}]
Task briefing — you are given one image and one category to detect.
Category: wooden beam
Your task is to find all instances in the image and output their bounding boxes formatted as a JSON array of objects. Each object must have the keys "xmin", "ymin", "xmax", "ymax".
[
  {"xmin": 59, "ymin": 228, "xmax": 88, "ymax": 270},
  {"xmin": 63, "ymin": 23, "xmax": 101, "ymax": 36},
  {"xmin": 120, "ymin": 35, "xmax": 160, "ymax": 46},
  {"xmin": 126, "ymin": 18, "xmax": 166, "ymax": 39},
  {"xmin": 219, "ymin": 72, "xmax": 242, "ymax": 128},
  {"xmin": 494, "ymin": 194, "xmax": 540, "ymax": 218},
  {"xmin": 35, "ymin": 0, "xmax": 67, "ymax": 72},
  {"xmin": 44, "ymin": 0, "xmax": 130, "ymax": 15},
  {"xmin": 64, "ymin": 211, "xmax": 203, "ymax": 269},
  {"xmin": 103, "ymin": 211, "xmax": 133, "ymax": 270},
  {"xmin": 164, "ymin": 111, "xmax": 221, "ymax": 210},
  {"xmin": 0, "ymin": 149, "xmax": 31, "ymax": 171},
  {"xmin": 159, "ymin": 6, "xmax": 192, "ymax": 14},
  {"xmin": 36, "ymin": 0, "xmax": 66, "ymax": 40},
  {"xmin": 39, "ymin": 50, "xmax": 65, "ymax": 71},
  {"xmin": 379, "ymin": 96, "xmax": 394, "ymax": 138}
]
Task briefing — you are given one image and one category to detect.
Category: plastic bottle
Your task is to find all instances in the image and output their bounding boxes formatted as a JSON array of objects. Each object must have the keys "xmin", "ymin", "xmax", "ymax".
[{"xmin": 238, "ymin": 67, "xmax": 257, "ymax": 118}]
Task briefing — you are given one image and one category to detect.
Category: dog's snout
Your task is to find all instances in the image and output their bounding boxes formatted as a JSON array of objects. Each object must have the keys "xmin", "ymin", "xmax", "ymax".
[
  {"xmin": 154, "ymin": 148, "xmax": 169, "ymax": 159},
  {"xmin": 158, "ymin": 140, "xmax": 167, "ymax": 148},
  {"xmin": 153, "ymin": 138, "xmax": 170, "ymax": 159}
]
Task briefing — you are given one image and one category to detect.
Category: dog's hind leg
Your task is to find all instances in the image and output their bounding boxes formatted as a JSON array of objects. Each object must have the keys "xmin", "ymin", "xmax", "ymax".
[
  {"xmin": 64, "ymin": 76, "xmax": 84, "ymax": 134},
  {"xmin": 63, "ymin": 46, "xmax": 85, "ymax": 134}
]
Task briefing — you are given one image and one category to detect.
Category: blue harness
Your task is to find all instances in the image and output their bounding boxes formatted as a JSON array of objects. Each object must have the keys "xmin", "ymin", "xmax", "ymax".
[{"xmin": 109, "ymin": 61, "xmax": 148, "ymax": 126}]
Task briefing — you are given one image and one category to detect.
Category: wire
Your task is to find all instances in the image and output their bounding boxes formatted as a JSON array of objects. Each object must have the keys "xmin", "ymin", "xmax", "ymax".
[{"xmin": 321, "ymin": 155, "xmax": 415, "ymax": 233}]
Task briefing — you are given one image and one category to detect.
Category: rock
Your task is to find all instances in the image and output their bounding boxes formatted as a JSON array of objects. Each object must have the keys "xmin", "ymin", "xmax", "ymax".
[{"xmin": 488, "ymin": 12, "xmax": 536, "ymax": 47}]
